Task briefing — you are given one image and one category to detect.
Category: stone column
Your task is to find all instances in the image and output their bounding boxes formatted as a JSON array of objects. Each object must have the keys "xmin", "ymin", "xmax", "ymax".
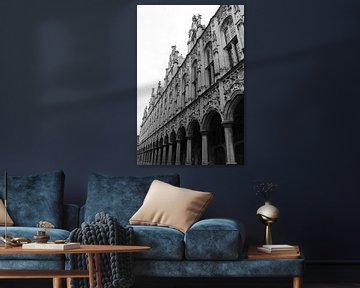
[
  {"xmin": 201, "ymin": 131, "xmax": 209, "ymax": 165},
  {"xmin": 167, "ymin": 142, "xmax": 173, "ymax": 165},
  {"xmin": 157, "ymin": 147, "xmax": 162, "ymax": 165},
  {"xmin": 162, "ymin": 145, "xmax": 167, "ymax": 165},
  {"xmin": 175, "ymin": 140, "xmax": 181, "ymax": 165},
  {"xmin": 153, "ymin": 149, "xmax": 158, "ymax": 165},
  {"xmin": 185, "ymin": 137, "xmax": 192, "ymax": 165},
  {"xmin": 223, "ymin": 121, "xmax": 236, "ymax": 164}
]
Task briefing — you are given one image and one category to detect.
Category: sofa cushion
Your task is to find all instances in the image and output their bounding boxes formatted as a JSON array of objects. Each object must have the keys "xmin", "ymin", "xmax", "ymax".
[
  {"xmin": 0, "ymin": 171, "xmax": 65, "ymax": 227},
  {"xmin": 184, "ymin": 218, "xmax": 245, "ymax": 260},
  {"xmin": 0, "ymin": 199, "xmax": 14, "ymax": 226},
  {"xmin": 130, "ymin": 225, "xmax": 184, "ymax": 260},
  {"xmin": 0, "ymin": 227, "xmax": 70, "ymax": 261},
  {"xmin": 130, "ymin": 180, "xmax": 213, "ymax": 233},
  {"xmin": 84, "ymin": 174, "xmax": 180, "ymax": 225}
]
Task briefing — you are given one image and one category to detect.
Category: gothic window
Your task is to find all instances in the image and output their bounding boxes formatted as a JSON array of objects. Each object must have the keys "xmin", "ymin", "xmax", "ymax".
[
  {"xmin": 224, "ymin": 26, "xmax": 231, "ymax": 44},
  {"xmin": 191, "ymin": 61, "xmax": 198, "ymax": 98},
  {"xmin": 175, "ymin": 83, "xmax": 180, "ymax": 110},
  {"xmin": 181, "ymin": 74, "xmax": 187, "ymax": 106},
  {"xmin": 221, "ymin": 16, "xmax": 239, "ymax": 69},
  {"xmin": 170, "ymin": 92, "xmax": 174, "ymax": 115},
  {"xmin": 205, "ymin": 43, "xmax": 215, "ymax": 86}
]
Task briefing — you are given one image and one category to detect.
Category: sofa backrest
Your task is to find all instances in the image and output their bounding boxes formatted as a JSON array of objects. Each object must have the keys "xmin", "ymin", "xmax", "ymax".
[
  {"xmin": 82, "ymin": 173, "xmax": 180, "ymax": 226},
  {"xmin": 0, "ymin": 170, "xmax": 65, "ymax": 228}
]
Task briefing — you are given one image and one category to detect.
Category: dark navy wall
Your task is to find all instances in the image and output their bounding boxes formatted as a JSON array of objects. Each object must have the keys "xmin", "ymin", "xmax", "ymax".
[{"xmin": 1, "ymin": 0, "xmax": 360, "ymax": 262}]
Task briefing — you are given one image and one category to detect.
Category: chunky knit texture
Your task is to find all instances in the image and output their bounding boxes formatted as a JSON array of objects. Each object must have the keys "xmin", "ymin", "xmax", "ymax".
[{"xmin": 69, "ymin": 212, "xmax": 134, "ymax": 288}]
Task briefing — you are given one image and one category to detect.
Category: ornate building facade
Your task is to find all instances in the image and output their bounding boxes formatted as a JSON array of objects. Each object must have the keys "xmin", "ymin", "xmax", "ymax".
[{"xmin": 137, "ymin": 5, "xmax": 244, "ymax": 165}]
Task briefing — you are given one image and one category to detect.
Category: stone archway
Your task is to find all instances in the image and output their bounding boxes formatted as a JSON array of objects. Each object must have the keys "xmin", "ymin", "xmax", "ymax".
[
  {"xmin": 169, "ymin": 131, "xmax": 177, "ymax": 165},
  {"xmin": 186, "ymin": 120, "xmax": 202, "ymax": 165},
  {"xmin": 223, "ymin": 91, "xmax": 244, "ymax": 164},
  {"xmin": 202, "ymin": 110, "xmax": 226, "ymax": 165},
  {"xmin": 158, "ymin": 137, "xmax": 164, "ymax": 165},
  {"xmin": 176, "ymin": 126, "xmax": 186, "ymax": 165},
  {"xmin": 162, "ymin": 135, "xmax": 169, "ymax": 165}
]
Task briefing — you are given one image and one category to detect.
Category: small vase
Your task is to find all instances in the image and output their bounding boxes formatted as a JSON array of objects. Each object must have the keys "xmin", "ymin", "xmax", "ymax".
[
  {"xmin": 256, "ymin": 201, "xmax": 280, "ymax": 245},
  {"xmin": 33, "ymin": 231, "xmax": 50, "ymax": 243}
]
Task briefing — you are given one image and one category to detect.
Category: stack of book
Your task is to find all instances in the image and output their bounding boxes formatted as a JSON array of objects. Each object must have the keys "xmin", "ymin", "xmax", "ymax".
[
  {"xmin": 257, "ymin": 244, "xmax": 299, "ymax": 254},
  {"xmin": 248, "ymin": 244, "xmax": 300, "ymax": 260}
]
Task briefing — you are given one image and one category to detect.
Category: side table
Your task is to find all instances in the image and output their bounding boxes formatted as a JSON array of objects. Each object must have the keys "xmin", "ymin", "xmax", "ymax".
[{"xmin": 247, "ymin": 245, "xmax": 304, "ymax": 288}]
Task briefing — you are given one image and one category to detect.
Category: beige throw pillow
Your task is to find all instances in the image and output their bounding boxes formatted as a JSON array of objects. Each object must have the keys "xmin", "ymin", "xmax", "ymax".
[
  {"xmin": 130, "ymin": 180, "xmax": 213, "ymax": 233},
  {"xmin": 0, "ymin": 199, "xmax": 14, "ymax": 226}
]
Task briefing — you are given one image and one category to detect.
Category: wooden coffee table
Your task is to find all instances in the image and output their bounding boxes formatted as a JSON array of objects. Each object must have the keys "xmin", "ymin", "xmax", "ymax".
[{"xmin": 0, "ymin": 244, "xmax": 150, "ymax": 288}]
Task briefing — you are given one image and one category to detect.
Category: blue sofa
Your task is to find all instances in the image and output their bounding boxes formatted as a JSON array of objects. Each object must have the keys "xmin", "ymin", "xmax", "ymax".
[
  {"xmin": 81, "ymin": 173, "xmax": 304, "ymax": 282},
  {"xmin": 0, "ymin": 171, "xmax": 79, "ymax": 270},
  {"xmin": 0, "ymin": 171, "xmax": 303, "ymax": 287}
]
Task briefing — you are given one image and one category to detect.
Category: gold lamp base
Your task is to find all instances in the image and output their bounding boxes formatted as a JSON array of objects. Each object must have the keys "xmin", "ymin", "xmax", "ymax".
[{"xmin": 265, "ymin": 223, "xmax": 272, "ymax": 245}]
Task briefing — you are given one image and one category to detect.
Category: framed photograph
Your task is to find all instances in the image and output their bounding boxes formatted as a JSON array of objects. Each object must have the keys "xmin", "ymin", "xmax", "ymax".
[{"xmin": 137, "ymin": 5, "xmax": 244, "ymax": 165}]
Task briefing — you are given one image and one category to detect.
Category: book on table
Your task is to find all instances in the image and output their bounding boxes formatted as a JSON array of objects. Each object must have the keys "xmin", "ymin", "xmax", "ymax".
[
  {"xmin": 257, "ymin": 244, "xmax": 299, "ymax": 254},
  {"xmin": 22, "ymin": 242, "xmax": 80, "ymax": 250}
]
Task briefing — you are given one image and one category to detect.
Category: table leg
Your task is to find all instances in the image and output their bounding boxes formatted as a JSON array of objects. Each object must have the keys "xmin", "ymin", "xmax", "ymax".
[
  {"xmin": 293, "ymin": 276, "xmax": 302, "ymax": 288},
  {"xmin": 66, "ymin": 277, "xmax": 72, "ymax": 288},
  {"xmin": 52, "ymin": 278, "xmax": 62, "ymax": 288},
  {"xmin": 88, "ymin": 253, "xmax": 95, "ymax": 288},
  {"xmin": 95, "ymin": 253, "xmax": 102, "ymax": 288}
]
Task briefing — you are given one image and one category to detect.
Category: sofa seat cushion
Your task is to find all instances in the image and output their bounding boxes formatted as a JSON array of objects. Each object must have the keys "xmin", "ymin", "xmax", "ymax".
[
  {"xmin": 84, "ymin": 174, "xmax": 180, "ymax": 226},
  {"xmin": 130, "ymin": 225, "xmax": 184, "ymax": 260},
  {"xmin": 184, "ymin": 218, "xmax": 245, "ymax": 260},
  {"xmin": 134, "ymin": 258, "xmax": 304, "ymax": 277},
  {"xmin": 0, "ymin": 170, "xmax": 65, "ymax": 227},
  {"xmin": 0, "ymin": 227, "xmax": 70, "ymax": 261}
]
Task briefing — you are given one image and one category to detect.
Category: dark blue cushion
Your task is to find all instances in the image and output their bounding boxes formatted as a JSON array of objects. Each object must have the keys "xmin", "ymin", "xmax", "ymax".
[
  {"xmin": 0, "ymin": 170, "xmax": 64, "ymax": 227},
  {"xmin": 130, "ymin": 225, "xmax": 184, "ymax": 260},
  {"xmin": 84, "ymin": 174, "xmax": 180, "ymax": 225},
  {"xmin": 184, "ymin": 218, "xmax": 245, "ymax": 260}
]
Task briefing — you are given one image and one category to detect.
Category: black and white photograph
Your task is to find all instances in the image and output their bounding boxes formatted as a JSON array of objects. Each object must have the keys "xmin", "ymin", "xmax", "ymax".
[{"xmin": 137, "ymin": 5, "xmax": 245, "ymax": 165}]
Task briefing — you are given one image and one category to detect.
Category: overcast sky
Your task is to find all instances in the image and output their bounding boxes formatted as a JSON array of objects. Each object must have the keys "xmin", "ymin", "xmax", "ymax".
[{"xmin": 137, "ymin": 5, "xmax": 220, "ymax": 134}]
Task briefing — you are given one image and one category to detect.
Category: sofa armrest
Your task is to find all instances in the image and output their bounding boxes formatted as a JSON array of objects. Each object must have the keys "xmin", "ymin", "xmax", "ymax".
[
  {"xmin": 63, "ymin": 204, "xmax": 80, "ymax": 231},
  {"xmin": 184, "ymin": 218, "xmax": 245, "ymax": 260}
]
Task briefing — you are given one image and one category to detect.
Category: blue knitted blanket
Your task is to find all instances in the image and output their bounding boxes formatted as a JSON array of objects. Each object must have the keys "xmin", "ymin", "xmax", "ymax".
[{"xmin": 68, "ymin": 212, "xmax": 134, "ymax": 288}]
